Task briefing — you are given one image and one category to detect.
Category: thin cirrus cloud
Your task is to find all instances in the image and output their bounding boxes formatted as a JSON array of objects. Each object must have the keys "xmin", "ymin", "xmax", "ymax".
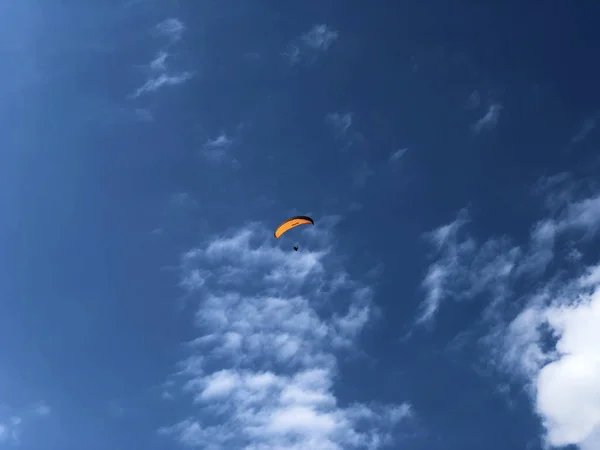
[
  {"xmin": 325, "ymin": 112, "xmax": 367, "ymax": 151},
  {"xmin": 417, "ymin": 177, "xmax": 600, "ymax": 324},
  {"xmin": 301, "ymin": 24, "xmax": 339, "ymax": 51},
  {"xmin": 202, "ymin": 133, "xmax": 233, "ymax": 161},
  {"xmin": 465, "ymin": 90, "xmax": 481, "ymax": 110},
  {"xmin": 201, "ymin": 133, "xmax": 240, "ymax": 168},
  {"xmin": 416, "ymin": 208, "xmax": 521, "ymax": 324},
  {"xmin": 471, "ymin": 103, "xmax": 502, "ymax": 135},
  {"xmin": 131, "ymin": 53, "xmax": 192, "ymax": 98},
  {"xmin": 159, "ymin": 222, "xmax": 413, "ymax": 449},
  {"xmin": 170, "ymin": 192, "xmax": 199, "ymax": 210},
  {"xmin": 326, "ymin": 112, "xmax": 352, "ymax": 139},
  {"xmin": 0, "ymin": 401, "xmax": 51, "ymax": 445},
  {"xmin": 0, "ymin": 417, "xmax": 22, "ymax": 444},
  {"xmin": 417, "ymin": 172, "xmax": 600, "ymax": 449},
  {"xmin": 131, "ymin": 19, "xmax": 192, "ymax": 98},
  {"xmin": 571, "ymin": 113, "xmax": 598, "ymax": 145},
  {"xmin": 154, "ymin": 18, "xmax": 185, "ymax": 44},
  {"xmin": 149, "ymin": 51, "xmax": 168, "ymax": 71},
  {"xmin": 284, "ymin": 24, "xmax": 339, "ymax": 65},
  {"xmin": 389, "ymin": 148, "xmax": 408, "ymax": 163}
]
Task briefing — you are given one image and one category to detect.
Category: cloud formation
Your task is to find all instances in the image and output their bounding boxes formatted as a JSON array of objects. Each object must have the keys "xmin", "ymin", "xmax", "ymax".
[
  {"xmin": 465, "ymin": 90, "xmax": 481, "ymax": 110},
  {"xmin": 389, "ymin": 148, "xmax": 408, "ymax": 163},
  {"xmin": 326, "ymin": 112, "xmax": 352, "ymax": 139},
  {"xmin": 132, "ymin": 65, "xmax": 192, "ymax": 98},
  {"xmin": 154, "ymin": 18, "xmax": 185, "ymax": 44},
  {"xmin": 160, "ymin": 223, "xmax": 412, "ymax": 449},
  {"xmin": 0, "ymin": 401, "xmax": 50, "ymax": 445},
  {"xmin": 0, "ymin": 417, "xmax": 22, "ymax": 444},
  {"xmin": 131, "ymin": 19, "xmax": 192, "ymax": 98},
  {"xmin": 419, "ymin": 173, "xmax": 600, "ymax": 448},
  {"xmin": 202, "ymin": 133, "xmax": 238, "ymax": 167},
  {"xmin": 302, "ymin": 25, "xmax": 339, "ymax": 51},
  {"xmin": 417, "ymin": 209, "xmax": 520, "ymax": 324},
  {"xmin": 500, "ymin": 266, "xmax": 600, "ymax": 450},
  {"xmin": 471, "ymin": 103, "xmax": 502, "ymax": 135},
  {"xmin": 285, "ymin": 24, "xmax": 339, "ymax": 65},
  {"xmin": 571, "ymin": 113, "xmax": 599, "ymax": 145}
]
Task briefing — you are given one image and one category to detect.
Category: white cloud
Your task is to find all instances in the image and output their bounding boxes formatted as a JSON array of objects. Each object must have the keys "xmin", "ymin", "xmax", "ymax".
[
  {"xmin": 325, "ymin": 112, "xmax": 366, "ymax": 151},
  {"xmin": 131, "ymin": 42, "xmax": 192, "ymax": 98},
  {"xmin": 160, "ymin": 223, "xmax": 412, "ymax": 449},
  {"xmin": 301, "ymin": 25, "xmax": 338, "ymax": 51},
  {"xmin": 465, "ymin": 90, "xmax": 481, "ymax": 110},
  {"xmin": 0, "ymin": 416, "xmax": 21, "ymax": 444},
  {"xmin": 134, "ymin": 108, "xmax": 154, "ymax": 122},
  {"xmin": 532, "ymin": 171, "xmax": 576, "ymax": 213},
  {"xmin": 154, "ymin": 18, "xmax": 185, "ymax": 44},
  {"xmin": 571, "ymin": 114, "xmax": 598, "ymax": 144},
  {"xmin": 389, "ymin": 148, "xmax": 408, "ymax": 163},
  {"xmin": 132, "ymin": 71, "xmax": 192, "ymax": 98},
  {"xmin": 326, "ymin": 112, "xmax": 352, "ymax": 139},
  {"xmin": 417, "ymin": 210, "xmax": 520, "ymax": 323},
  {"xmin": 536, "ymin": 289, "xmax": 600, "ymax": 448},
  {"xmin": 150, "ymin": 51, "xmax": 168, "ymax": 71},
  {"xmin": 284, "ymin": 24, "xmax": 338, "ymax": 65},
  {"xmin": 419, "ymin": 182, "xmax": 600, "ymax": 324},
  {"xmin": 33, "ymin": 403, "xmax": 50, "ymax": 416},
  {"xmin": 471, "ymin": 103, "xmax": 502, "ymax": 135},
  {"xmin": 420, "ymin": 174, "xmax": 600, "ymax": 448},
  {"xmin": 0, "ymin": 401, "xmax": 50, "ymax": 445},
  {"xmin": 497, "ymin": 267, "xmax": 600, "ymax": 450},
  {"xmin": 202, "ymin": 133, "xmax": 238, "ymax": 166},
  {"xmin": 170, "ymin": 192, "xmax": 199, "ymax": 210}
]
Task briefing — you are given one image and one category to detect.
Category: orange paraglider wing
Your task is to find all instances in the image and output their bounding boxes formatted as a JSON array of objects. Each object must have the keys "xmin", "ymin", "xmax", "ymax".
[{"xmin": 274, "ymin": 215, "xmax": 314, "ymax": 239}]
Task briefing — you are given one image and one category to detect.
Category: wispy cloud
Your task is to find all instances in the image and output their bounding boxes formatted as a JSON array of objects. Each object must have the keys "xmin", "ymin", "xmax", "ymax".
[
  {"xmin": 0, "ymin": 401, "xmax": 51, "ymax": 445},
  {"xmin": 202, "ymin": 133, "xmax": 239, "ymax": 167},
  {"xmin": 134, "ymin": 108, "xmax": 154, "ymax": 122},
  {"xmin": 532, "ymin": 171, "xmax": 575, "ymax": 212},
  {"xmin": 170, "ymin": 192, "xmax": 199, "ymax": 210},
  {"xmin": 465, "ymin": 90, "xmax": 481, "ymax": 110},
  {"xmin": 154, "ymin": 18, "xmax": 185, "ymax": 44},
  {"xmin": 389, "ymin": 148, "xmax": 408, "ymax": 163},
  {"xmin": 284, "ymin": 24, "xmax": 339, "ymax": 65},
  {"xmin": 32, "ymin": 403, "xmax": 50, "ymax": 417},
  {"xmin": 420, "ymin": 173, "xmax": 600, "ymax": 448},
  {"xmin": 0, "ymin": 417, "xmax": 22, "ymax": 444},
  {"xmin": 571, "ymin": 113, "xmax": 598, "ymax": 144},
  {"xmin": 471, "ymin": 103, "xmax": 502, "ymax": 135},
  {"xmin": 418, "ymin": 178, "xmax": 600, "ymax": 324},
  {"xmin": 131, "ymin": 19, "xmax": 192, "ymax": 98},
  {"xmin": 326, "ymin": 112, "xmax": 352, "ymax": 139},
  {"xmin": 301, "ymin": 25, "xmax": 339, "ymax": 51},
  {"xmin": 160, "ymin": 223, "xmax": 413, "ymax": 449},
  {"xmin": 325, "ymin": 112, "xmax": 367, "ymax": 152},
  {"xmin": 417, "ymin": 210, "xmax": 520, "ymax": 323},
  {"xmin": 149, "ymin": 51, "xmax": 168, "ymax": 71},
  {"xmin": 132, "ymin": 71, "xmax": 192, "ymax": 98}
]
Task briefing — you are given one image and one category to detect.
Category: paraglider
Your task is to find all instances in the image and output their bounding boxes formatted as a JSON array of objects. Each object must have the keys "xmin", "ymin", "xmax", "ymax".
[{"xmin": 274, "ymin": 215, "xmax": 314, "ymax": 251}]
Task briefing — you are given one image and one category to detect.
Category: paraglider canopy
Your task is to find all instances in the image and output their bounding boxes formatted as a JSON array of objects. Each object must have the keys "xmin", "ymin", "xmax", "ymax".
[{"xmin": 274, "ymin": 215, "xmax": 314, "ymax": 239}]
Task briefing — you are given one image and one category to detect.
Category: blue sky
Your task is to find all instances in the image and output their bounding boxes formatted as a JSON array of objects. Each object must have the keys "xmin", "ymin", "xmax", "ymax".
[{"xmin": 1, "ymin": 1, "xmax": 600, "ymax": 449}]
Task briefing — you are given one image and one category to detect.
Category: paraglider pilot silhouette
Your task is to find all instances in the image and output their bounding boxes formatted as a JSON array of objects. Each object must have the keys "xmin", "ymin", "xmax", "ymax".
[{"xmin": 274, "ymin": 215, "xmax": 314, "ymax": 251}]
